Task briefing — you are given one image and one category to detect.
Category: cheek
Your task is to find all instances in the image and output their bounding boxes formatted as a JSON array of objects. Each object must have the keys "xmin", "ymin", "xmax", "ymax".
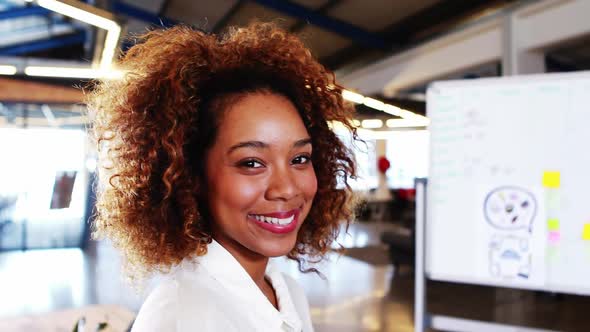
[
  {"xmin": 218, "ymin": 175, "xmax": 264, "ymax": 210},
  {"xmin": 300, "ymin": 168, "xmax": 318, "ymax": 200}
]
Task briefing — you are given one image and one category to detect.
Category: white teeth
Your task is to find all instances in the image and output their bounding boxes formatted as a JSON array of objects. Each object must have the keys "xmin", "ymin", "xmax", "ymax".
[
  {"xmin": 252, "ymin": 214, "xmax": 295, "ymax": 226},
  {"xmin": 278, "ymin": 215, "xmax": 294, "ymax": 225}
]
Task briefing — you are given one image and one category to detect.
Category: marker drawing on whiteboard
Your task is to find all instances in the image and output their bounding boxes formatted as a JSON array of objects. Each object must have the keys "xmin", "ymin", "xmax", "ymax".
[
  {"xmin": 484, "ymin": 186, "xmax": 537, "ymax": 233},
  {"xmin": 484, "ymin": 187, "xmax": 536, "ymax": 281},
  {"xmin": 489, "ymin": 235, "xmax": 532, "ymax": 280}
]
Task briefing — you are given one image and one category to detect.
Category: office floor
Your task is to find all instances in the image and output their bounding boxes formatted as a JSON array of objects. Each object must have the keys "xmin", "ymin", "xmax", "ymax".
[{"xmin": 1, "ymin": 221, "xmax": 589, "ymax": 332}]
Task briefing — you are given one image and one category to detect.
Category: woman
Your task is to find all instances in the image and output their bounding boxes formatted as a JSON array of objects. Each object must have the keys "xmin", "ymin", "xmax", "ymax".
[{"xmin": 88, "ymin": 22, "xmax": 358, "ymax": 332}]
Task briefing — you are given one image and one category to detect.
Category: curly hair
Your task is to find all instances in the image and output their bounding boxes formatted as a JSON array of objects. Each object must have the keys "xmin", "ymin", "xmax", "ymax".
[{"xmin": 87, "ymin": 22, "xmax": 359, "ymax": 277}]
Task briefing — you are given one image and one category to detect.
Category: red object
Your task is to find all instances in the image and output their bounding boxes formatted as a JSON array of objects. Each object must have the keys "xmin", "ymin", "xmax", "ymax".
[
  {"xmin": 378, "ymin": 156, "xmax": 390, "ymax": 174},
  {"xmin": 396, "ymin": 188, "xmax": 416, "ymax": 201}
]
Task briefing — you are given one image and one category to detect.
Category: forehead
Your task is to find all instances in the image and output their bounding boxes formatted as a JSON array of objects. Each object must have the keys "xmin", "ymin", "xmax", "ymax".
[{"xmin": 215, "ymin": 93, "xmax": 310, "ymax": 146}]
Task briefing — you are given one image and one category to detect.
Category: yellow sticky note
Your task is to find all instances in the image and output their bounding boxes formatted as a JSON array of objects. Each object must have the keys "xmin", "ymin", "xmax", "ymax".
[
  {"xmin": 583, "ymin": 224, "xmax": 590, "ymax": 241},
  {"xmin": 547, "ymin": 218, "xmax": 560, "ymax": 231},
  {"xmin": 543, "ymin": 171, "xmax": 560, "ymax": 188}
]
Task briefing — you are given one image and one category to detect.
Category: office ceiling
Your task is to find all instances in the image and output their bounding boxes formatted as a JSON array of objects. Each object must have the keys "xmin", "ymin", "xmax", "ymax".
[
  {"xmin": 1, "ymin": 0, "xmax": 589, "ymax": 127},
  {"xmin": 1, "ymin": 0, "xmax": 520, "ymax": 73}
]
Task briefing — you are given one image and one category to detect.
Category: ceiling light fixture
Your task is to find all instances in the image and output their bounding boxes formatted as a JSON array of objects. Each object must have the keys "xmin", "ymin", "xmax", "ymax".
[
  {"xmin": 25, "ymin": 66, "xmax": 124, "ymax": 79},
  {"xmin": 36, "ymin": 0, "xmax": 120, "ymax": 69},
  {"xmin": 362, "ymin": 97, "xmax": 385, "ymax": 111},
  {"xmin": 361, "ymin": 119, "xmax": 383, "ymax": 129},
  {"xmin": 0, "ymin": 65, "xmax": 17, "ymax": 75},
  {"xmin": 342, "ymin": 90, "xmax": 365, "ymax": 104},
  {"xmin": 342, "ymin": 89, "xmax": 429, "ymax": 126},
  {"xmin": 23, "ymin": 0, "xmax": 122, "ymax": 79},
  {"xmin": 382, "ymin": 104, "xmax": 403, "ymax": 117}
]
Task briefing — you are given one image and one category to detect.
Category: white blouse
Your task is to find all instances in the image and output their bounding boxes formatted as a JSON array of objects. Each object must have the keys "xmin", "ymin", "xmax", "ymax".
[{"xmin": 131, "ymin": 240, "xmax": 314, "ymax": 332}]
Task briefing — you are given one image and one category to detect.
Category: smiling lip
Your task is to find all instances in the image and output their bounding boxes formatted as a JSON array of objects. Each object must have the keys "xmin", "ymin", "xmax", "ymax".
[{"xmin": 248, "ymin": 208, "xmax": 300, "ymax": 234}]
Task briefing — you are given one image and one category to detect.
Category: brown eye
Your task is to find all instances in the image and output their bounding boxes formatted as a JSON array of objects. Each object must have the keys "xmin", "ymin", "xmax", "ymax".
[
  {"xmin": 292, "ymin": 155, "xmax": 311, "ymax": 165},
  {"xmin": 239, "ymin": 159, "xmax": 264, "ymax": 168}
]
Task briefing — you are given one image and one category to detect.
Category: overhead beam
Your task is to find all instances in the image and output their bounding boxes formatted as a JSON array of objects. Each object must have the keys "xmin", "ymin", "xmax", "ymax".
[
  {"xmin": 339, "ymin": 0, "xmax": 590, "ymax": 97},
  {"xmin": 0, "ymin": 77, "xmax": 84, "ymax": 104},
  {"xmin": 382, "ymin": 0, "xmax": 514, "ymax": 45},
  {"xmin": 323, "ymin": 0, "xmax": 513, "ymax": 70},
  {"xmin": 249, "ymin": 0, "xmax": 386, "ymax": 49},
  {"xmin": 382, "ymin": 19, "xmax": 503, "ymax": 96},
  {"xmin": 0, "ymin": 30, "xmax": 86, "ymax": 55},
  {"xmin": 500, "ymin": 0, "xmax": 590, "ymax": 75},
  {"xmin": 338, "ymin": 18, "xmax": 503, "ymax": 96},
  {"xmin": 0, "ymin": 6, "xmax": 51, "ymax": 20},
  {"xmin": 517, "ymin": 0, "xmax": 590, "ymax": 51}
]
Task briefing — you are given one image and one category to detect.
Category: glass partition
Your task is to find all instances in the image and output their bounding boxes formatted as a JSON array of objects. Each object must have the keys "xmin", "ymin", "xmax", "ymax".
[{"xmin": 0, "ymin": 117, "xmax": 92, "ymax": 250}]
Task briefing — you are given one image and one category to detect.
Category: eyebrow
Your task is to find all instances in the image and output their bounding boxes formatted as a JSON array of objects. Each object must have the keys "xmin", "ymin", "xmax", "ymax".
[
  {"xmin": 293, "ymin": 137, "xmax": 313, "ymax": 148},
  {"xmin": 227, "ymin": 138, "xmax": 312, "ymax": 155}
]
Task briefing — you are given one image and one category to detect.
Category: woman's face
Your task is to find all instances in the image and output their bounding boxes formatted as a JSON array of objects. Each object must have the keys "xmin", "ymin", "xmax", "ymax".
[{"xmin": 205, "ymin": 92, "xmax": 317, "ymax": 259}]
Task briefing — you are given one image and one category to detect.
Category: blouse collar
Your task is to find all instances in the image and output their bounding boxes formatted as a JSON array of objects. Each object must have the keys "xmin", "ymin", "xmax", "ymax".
[{"xmin": 193, "ymin": 240, "xmax": 303, "ymax": 332}]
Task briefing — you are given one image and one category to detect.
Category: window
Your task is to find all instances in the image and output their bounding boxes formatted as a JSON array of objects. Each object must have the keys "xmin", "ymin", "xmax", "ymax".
[
  {"xmin": 0, "ymin": 128, "xmax": 89, "ymax": 249},
  {"xmin": 385, "ymin": 130, "xmax": 429, "ymax": 189}
]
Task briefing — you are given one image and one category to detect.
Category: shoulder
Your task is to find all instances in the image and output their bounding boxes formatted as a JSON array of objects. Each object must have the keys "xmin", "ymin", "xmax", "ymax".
[
  {"xmin": 131, "ymin": 279, "xmax": 179, "ymax": 332},
  {"xmin": 131, "ymin": 273, "xmax": 242, "ymax": 332}
]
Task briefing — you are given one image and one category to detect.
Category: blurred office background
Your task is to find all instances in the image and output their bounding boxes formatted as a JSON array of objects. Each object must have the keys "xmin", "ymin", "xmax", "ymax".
[{"xmin": 1, "ymin": 0, "xmax": 590, "ymax": 331}]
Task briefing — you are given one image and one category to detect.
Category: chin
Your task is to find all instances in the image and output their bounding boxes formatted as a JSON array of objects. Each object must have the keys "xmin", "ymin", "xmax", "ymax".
[{"xmin": 255, "ymin": 237, "xmax": 298, "ymax": 258}]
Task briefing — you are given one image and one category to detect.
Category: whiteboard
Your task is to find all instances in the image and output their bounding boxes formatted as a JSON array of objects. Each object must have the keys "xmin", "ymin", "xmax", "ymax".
[{"xmin": 425, "ymin": 71, "xmax": 590, "ymax": 296}]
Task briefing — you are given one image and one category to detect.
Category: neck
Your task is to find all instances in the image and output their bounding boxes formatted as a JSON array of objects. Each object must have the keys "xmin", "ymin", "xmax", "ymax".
[
  {"xmin": 212, "ymin": 234, "xmax": 269, "ymax": 284},
  {"xmin": 211, "ymin": 234, "xmax": 279, "ymax": 309}
]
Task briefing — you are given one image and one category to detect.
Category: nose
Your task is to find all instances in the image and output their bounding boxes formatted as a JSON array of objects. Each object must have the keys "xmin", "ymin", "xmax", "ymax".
[{"xmin": 265, "ymin": 166, "xmax": 299, "ymax": 201}]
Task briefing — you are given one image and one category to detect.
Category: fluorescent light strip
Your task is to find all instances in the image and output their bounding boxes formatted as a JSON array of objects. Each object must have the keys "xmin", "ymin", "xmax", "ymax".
[
  {"xmin": 101, "ymin": 26, "xmax": 121, "ymax": 69},
  {"xmin": 25, "ymin": 66, "xmax": 124, "ymax": 79},
  {"xmin": 342, "ymin": 90, "xmax": 365, "ymax": 104},
  {"xmin": 361, "ymin": 119, "xmax": 383, "ymax": 129},
  {"xmin": 0, "ymin": 65, "xmax": 17, "ymax": 75},
  {"xmin": 342, "ymin": 89, "xmax": 429, "ymax": 125},
  {"xmin": 36, "ymin": 0, "xmax": 121, "ymax": 71},
  {"xmin": 382, "ymin": 104, "xmax": 403, "ymax": 117},
  {"xmin": 37, "ymin": 0, "xmax": 118, "ymax": 30},
  {"xmin": 362, "ymin": 97, "xmax": 385, "ymax": 111}
]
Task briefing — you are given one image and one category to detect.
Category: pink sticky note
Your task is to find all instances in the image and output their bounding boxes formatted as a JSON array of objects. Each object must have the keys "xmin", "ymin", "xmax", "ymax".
[{"xmin": 548, "ymin": 231, "xmax": 560, "ymax": 243}]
